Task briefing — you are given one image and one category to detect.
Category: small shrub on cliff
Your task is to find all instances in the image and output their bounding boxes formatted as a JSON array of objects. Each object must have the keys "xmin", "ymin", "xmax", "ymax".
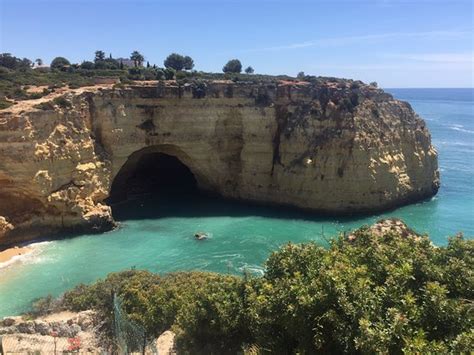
[
  {"xmin": 163, "ymin": 67, "xmax": 176, "ymax": 80},
  {"xmin": 34, "ymin": 101, "xmax": 55, "ymax": 110},
  {"xmin": 0, "ymin": 98, "xmax": 13, "ymax": 109},
  {"xmin": 52, "ymin": 96, "xmax": 72, "ymax": 109}
]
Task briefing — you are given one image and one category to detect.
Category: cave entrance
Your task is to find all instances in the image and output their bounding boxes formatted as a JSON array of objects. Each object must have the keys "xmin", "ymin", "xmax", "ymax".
[{"xmin": 108, "ymin": 150, "xmax": 198, "ymax": 204}]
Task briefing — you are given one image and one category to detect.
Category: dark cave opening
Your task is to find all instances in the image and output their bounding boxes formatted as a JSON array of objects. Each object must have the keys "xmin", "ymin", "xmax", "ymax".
[{"xmin": 108, "ymin": 152, "xmax": 198, "ymax": 204}]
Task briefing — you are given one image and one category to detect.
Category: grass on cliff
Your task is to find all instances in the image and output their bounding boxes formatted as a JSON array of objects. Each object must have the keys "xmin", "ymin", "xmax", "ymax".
[
  {"xmin": 0, "ymin": 66, "xmax": 129, "ymax": 109},
  {"xmin": 32, "ymin": 228, "xmax": 474, "ymax": 354}
]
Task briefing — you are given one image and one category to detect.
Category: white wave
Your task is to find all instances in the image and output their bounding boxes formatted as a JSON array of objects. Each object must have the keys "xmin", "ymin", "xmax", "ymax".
[
  {"xmin": 0, "ymin": 254, "xmax": 30, "ymax": 269},
  {"xmin": 237, "ymin": 264, "xmax": 265, "ymax": 276},
  {"xmin": 437, "ymin": 141, "xmax": 473, "ymax": 147},
  {"xmin": 449, "ymin": 125, "xmax": 474, "ymax": 134},
  {"xmin": 0, "ymin": 241, "xmax": 53, "ymax": 270}
]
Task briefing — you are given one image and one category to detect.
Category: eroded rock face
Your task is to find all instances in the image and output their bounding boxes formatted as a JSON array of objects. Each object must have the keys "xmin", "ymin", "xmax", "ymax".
[{"xmin": 0, "ymin": 79, "xmax": 439, "ymax": 246}]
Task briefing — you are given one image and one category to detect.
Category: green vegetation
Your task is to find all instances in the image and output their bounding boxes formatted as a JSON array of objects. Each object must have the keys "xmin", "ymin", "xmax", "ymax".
[
  {"xmin": 0, "ymin": 50, "xmax": 372, "ymax": 111},
  {"xmin": 0, "ymin": 53, "xmax": 32, "ymax": 70},
  {"xmin": 130, "ymin": 50, "xmax": 145, "ymax": 67},
  {"xmin": 223, "ymin": 59, "xmax": 243, "ymax": 73},
  {"xmin": 50, "ymin": 56, "xmax": 71, "ymax": 70},
  {"xmin": 36, "ymin": 229, "xmax": 473, "ymax": 354},
  {"xmin": 164, "ymin": 53, "xmax": 194, "ymax": 71},
  {"xmin": 245, "ymin": 66, "xmax": 254, "ymax": 74}
]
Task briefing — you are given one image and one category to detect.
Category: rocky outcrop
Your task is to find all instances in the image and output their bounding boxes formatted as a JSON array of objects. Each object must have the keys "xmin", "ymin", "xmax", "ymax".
[
  {"xmin": 347, "ymin": 218, "xmax": 421, "ymax": 241},
  {"xmin": 0, "ymin": 79, "xmax": 439, "ymax": 246},
  {"xmin": 0, "ymin": 311, "xmax": 101, "ymax": 353},
  {"xmin": 0, "ymin": 310, "xmax": 175, "ymax": 354}
]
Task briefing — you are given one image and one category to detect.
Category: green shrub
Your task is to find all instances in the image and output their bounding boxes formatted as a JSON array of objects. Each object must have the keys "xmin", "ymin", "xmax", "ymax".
[
  {"xmin": 164, "ymin": 68, "xmax": 175, "ymax": 80},
  {"xmin": 0, "ymin": 98, "xmax": 13, "ymax": 109},
  {"xmin": 80, "ymin": 61, "xmax": 95, "ymax": 70},
  {"xmin": 223, "ymin": 59, "xmax": 242, "ymax": 74},
  {"xmin": 49, "ymin": 230, "xmax": 473, "ymax": 354},
  {"xmin": 52, "ymin": 96, "xmax": 71, "ymax": 109},
  {"xmin": 34, "ymin": 101, "xmax": 55, "ymax": 110},
  {"xmin": 164, "ymin": 53, "xmax": 194, "ymax": 71},
  {"xmin": 50, "ymin": 56, "xmax": 70, "ymax": 70},
  {"xmin": 246, "ymin": 232, "xmax": 473, "ymax": 353}
]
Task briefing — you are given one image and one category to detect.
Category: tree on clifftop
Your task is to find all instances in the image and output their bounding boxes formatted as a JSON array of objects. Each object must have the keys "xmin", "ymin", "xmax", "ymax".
[
  {"xmin": 223, "ymin": 59, "xmax": 242, "ymax": 73},
  {"xmin": 130, "ymin": 51, "xmax": 145, "ymax": 67},
  {"xmin": 183, "ymin": 56, "xmax": 194, "ymax": 70},
  {"xmin": 245, "ymin": 66, "xmax": 254, "ymax": 74},
  {"xmin": 0, "ymin": 53, "xmax": 33, "ymax": 70},
  {"xmin": 94, "ymin": 50, "xmax": 105, "ymax": 62},
  {"xmin": 164, "ymin": 53, "xmax": 194, "ymax": 71},
  {"xmin": 50, "ymin": 57, "xmax": 70, "ymax": 70}
]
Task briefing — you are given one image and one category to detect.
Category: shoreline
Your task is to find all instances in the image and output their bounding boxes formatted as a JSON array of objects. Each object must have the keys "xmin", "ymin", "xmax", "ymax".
[{"xmin": 0, "ymin": 246, "xmax": 33, "ymax": 268}]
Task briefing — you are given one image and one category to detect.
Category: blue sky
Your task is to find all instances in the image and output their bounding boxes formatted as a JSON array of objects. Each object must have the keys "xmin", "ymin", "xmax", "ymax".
[{"xmin": 1, "ymin": 0, "xmax": 472, "ymax": 87}]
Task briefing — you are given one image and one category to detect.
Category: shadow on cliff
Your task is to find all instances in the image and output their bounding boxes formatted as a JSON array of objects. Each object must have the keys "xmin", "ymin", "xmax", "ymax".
[{"xmin": 109, "ymin": 191, "xmax": 368, "ymax": 224}]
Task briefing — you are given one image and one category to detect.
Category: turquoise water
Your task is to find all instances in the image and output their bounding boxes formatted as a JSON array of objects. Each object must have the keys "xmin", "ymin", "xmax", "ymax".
[{"xmin": 1, "ymin": 88, "xmax": 473, "ymax": 317}]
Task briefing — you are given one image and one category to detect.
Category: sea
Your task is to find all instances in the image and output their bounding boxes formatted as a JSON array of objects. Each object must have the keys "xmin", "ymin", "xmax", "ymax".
[{"xmin": 0, "ymin": 88, "xmax": 472, "ymax": 317}]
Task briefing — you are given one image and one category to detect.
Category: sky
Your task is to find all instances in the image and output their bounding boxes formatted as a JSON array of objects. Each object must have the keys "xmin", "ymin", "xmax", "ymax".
[{"xmin": 0, "ymin": 0, "xmax": 473, "ymax": 88}]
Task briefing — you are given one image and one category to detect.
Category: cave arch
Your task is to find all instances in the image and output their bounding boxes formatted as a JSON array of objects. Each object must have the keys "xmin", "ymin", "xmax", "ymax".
[{"xmin": 108, "ymin": 145, "xmax": 210, "ymax": 203}]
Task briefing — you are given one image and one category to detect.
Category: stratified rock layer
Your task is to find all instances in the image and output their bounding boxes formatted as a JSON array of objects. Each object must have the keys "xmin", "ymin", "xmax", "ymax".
[{"xmin": 0, "ymin": 79, "xmax": 439, "ymax": 246}]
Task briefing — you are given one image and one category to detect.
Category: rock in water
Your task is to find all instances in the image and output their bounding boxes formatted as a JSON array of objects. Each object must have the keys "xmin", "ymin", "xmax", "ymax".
[{"xmin": 0, "ymin": 79, "xmax": 439, "ymax": 246}]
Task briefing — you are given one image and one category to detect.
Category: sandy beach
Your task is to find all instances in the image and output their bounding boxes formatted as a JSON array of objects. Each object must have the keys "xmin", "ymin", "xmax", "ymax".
[{"xmin": 0, "ymin": 246, "xmax": 33, "ymax": 265}]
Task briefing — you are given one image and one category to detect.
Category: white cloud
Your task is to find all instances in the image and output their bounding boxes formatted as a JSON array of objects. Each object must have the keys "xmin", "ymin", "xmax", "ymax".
[
  {"xmin": 242, "ymin": 30, "xmax": 472, "ymax": 52},
  {"xmin": 314, "ymin": 62, "xmax": 472, "ymax": 71},
  {"xmin": 391, "ymin": 52, "xmax": 474, "ymax": 63}
]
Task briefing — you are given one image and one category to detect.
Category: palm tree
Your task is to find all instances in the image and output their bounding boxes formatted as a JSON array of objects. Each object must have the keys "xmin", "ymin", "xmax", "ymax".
[{"xmin": 130, "ymin": 51, "xmax": 144, "ymax": 67}]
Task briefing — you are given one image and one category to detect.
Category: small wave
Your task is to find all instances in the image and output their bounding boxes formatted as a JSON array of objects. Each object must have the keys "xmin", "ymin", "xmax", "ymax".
[
  {"xmin": 29, "ymin": 240, "xmax": 53, "ymax": 248},
  {"xmin": 0, "ymin": 241, "xmax": 53, "ymax": 269},
  {"xmin": 449, "ymin": 125, "xmax": 474, "ymax": 134},
  {"xmin": 437, "ymin": 141, "xmax": 473, "ymax": 147},
  {"xmin": 0, "ymin": 250, "xmax": 34, "ymax": 269},
  {"xmin": 0, "ymin": 252, "xmax": 32, "ymax": 269},
  {"xmin": 237, "ymin": 264, "xmax": 265, "ymax": 276}
]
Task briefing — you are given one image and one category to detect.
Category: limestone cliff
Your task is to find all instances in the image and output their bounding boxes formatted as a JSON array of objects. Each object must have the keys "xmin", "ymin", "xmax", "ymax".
[{"xmin": 0, "ymin": 79, "xmax": 439, "ymax": 246}]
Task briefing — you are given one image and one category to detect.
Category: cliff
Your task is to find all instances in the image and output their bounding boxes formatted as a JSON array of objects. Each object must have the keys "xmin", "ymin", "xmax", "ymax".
[{"xmin": 0, "ymin": 79, "xmax": 439, "ymax": 246}]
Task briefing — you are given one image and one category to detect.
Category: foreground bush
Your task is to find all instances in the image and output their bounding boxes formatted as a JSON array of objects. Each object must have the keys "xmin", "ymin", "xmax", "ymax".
[{"xmin": 48, "ymin": 228, "xmax": 473, "ymax": 354}]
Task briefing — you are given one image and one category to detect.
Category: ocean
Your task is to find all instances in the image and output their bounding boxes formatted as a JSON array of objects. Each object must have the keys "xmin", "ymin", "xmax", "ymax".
[{"xmin": 0, "ymin": 88, "xmax": 472, "ymax": 317}]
